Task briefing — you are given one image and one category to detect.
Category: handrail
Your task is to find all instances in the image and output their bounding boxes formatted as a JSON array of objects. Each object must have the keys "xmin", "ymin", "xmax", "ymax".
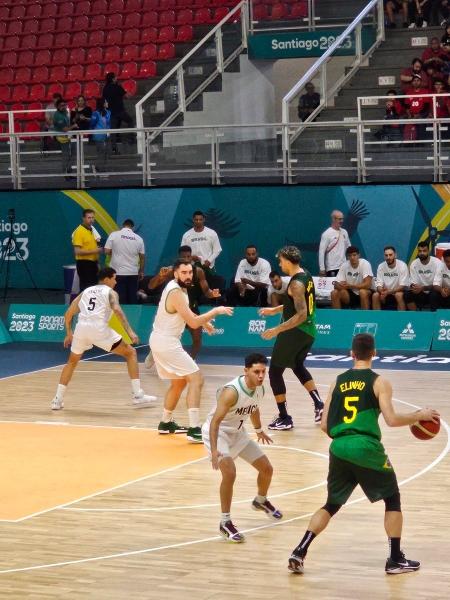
[{"xmin": 135, "ymin": 0, "xmax": 248, "ymax": 131}]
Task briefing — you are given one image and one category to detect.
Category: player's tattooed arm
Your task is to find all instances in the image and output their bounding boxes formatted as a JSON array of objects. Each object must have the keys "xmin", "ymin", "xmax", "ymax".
[
  {"xmin": 109, "ymin": 289, "xmax": 139, "ymax": 344},
  {"xmin": 276, "ymin": 280, "xmax": 307, "ymax": 332}
]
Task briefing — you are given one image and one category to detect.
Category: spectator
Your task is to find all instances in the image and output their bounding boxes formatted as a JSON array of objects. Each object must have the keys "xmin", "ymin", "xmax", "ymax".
[
  {"xmin": 375, "ymin": 89, "xmax": 405, "ymax": 141},
  {"xmin": 318, "ymin": 210, "xmax": 351, "ymax": 277},
  {"xmin": 425, "ymin": 63, "xmax": 446, "ymax": 88},
  {"xmin": 297, "ymin": 82, "xmax": 320, "ymax": 122},
  {"xmin": 404, "ymin": 75, "xmax": 431, "ymax": 140},
  {"xmin": 431, "ymin": 248, "xmax": 450, "ymax": 308},
  {"xmin": 53, "ymin": 98, "xmax": 78, "ymax": 179},
  {"xmin": 331, "ymin": 246, "xmax": 373, "ymax": 310},
  {"xmin": 43, "ymin": 92, "xmax": 63, "ymax": 150},
  {"xmin": 433, "ymin": 80, "xmax": 450, "ymax": 119},
  {"xmin": 90, "ymin": 97, "xmax": 111, "ymax": 173},
  {"xmin": 401, "ymin": 58, "xmax": 430, "ymax": 92},
  {"xmin": 102, "ymin": 72, "xmax": 134, "ymax": 154},
  {"xmin": 72, "ymin": 209, "xmax": 103, "ymax": 292},
  {"xmin": 181, "ymin": 210, "xmax": 222, "ymax": 276},
  {"xmin": 104, "ymin": 219, "xmax": 145, "ymax": 304},
  {"xmin": 70, "ymin": 95, "xmax": 92, "ymax": 131},
  {"xmin": 385, "ymin": 0, "xmax": 410, "ymax": 28},
  {"xmin": 228, "ymin": 245, "xmax": 271, "ymax": 306},
  {"xmin": 372, "ymin": 246, "xmax": 409, "ymax": 310},
  {"xmin": 406, "ymin": 241, "xmax": 442, "ymax": 310},
  {"xmin": 440, "ymin": 1, "xmax": 450, "ymax": 25},
  {"xmin": 267, "ymin": 271, "xmax": 291, "ymax": 307},
  {"xmin": 422, "ymin": 37, "xmax": 448, "ymax": 70}
]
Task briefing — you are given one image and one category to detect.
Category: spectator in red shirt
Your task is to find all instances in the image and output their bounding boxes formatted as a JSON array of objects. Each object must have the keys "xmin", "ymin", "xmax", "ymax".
[
  {"xmin": 401, "ymin": 58, "xmax": 430, "ymax": 92},
  {"xmin": 375, "ymin": 89, "xmax": 406, "ymax": 141},
  {"xmin": 404, "ymin": 75, "xmax": 431, "ymax": 139},
  {"xmin": 432, "ymin": 79, "xmax": 450, "ymax": 117},
  {"xmin": 425, "ymin": 64, "xmax": 446, "ymax": 89},
  {"xmin": 422, "ymin": 37, "xmax": 448, "ymax": 70}
]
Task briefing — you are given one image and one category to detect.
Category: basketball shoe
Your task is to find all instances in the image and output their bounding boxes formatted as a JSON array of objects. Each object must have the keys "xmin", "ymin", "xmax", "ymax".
[
  {"xmin": 144, "ymin": 351, "xmax": 155, "ymax": 371},
  {"xmin": 132, "ymin": 391, "xmax": 157, "ymax": 407},
  {"xmin": 158, "ymin": 420, "xmax": 189, "ymax": 434},
  {"xmin": 252, "ymin": 498, "xmax": 283, "ymax": 519},
  {"xmin": 268, "ymin": 415, "xmax": 294, "ymax": 430},
  {"xmin": 288, "ymin": 553, "xmax": 305, "ymax": 574},
  {"xmin": 186, "ymin": 426, "xmax": 203, "ymax": 443},
  {"xmin": 385, "ymin": 552, "xmax": 420, "ymax": 574},
  {"xmin": 51, "ymin": 396, "xmax": 64, "ymax": 410},
  {"xmin": 219, "ymin": 520, "xmax": 245, "ymax": 543}
]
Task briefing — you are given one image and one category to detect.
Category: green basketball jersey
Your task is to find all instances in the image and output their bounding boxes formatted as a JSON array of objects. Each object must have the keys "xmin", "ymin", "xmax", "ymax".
[{"xmin": 282, "ymin": 270, "xmax": 316, "ymax": 339}]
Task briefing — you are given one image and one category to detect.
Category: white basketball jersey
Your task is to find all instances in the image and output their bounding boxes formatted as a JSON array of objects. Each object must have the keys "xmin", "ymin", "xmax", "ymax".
[
  {"xmin": 205, "ymin": 376, "xmax": 264, "ymax": 434},
  {"xmin": 152, "ymin": 279, "xmax": 189, "ymax": 338},
  {"xmin": 78, "ymin": 284, "xmax": 112, "ymax": 326}
]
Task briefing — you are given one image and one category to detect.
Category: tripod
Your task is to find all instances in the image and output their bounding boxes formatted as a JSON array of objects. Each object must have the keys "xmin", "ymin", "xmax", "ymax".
[{"xmin": 0, "ymin": 210, "xmax": 44, "ymax": 303}]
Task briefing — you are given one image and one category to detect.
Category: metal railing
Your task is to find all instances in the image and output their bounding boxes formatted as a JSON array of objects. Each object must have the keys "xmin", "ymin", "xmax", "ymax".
[
  {"xmin": 135, "ymin": 0, "xmax": 249, "ymax": 143},
  {"xmin": 281, "ymin": 0, "xmax": 384, "ymax": 182}
]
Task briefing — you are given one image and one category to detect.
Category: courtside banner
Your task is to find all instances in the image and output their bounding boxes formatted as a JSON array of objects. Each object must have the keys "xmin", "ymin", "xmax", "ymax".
[
  {"xmin": 431, "ymin": 310, "xmax": 450, "ymax": 350},
  {"xmin": 0, "ymin": 317, "xmax": 12, "ymax": 344}
]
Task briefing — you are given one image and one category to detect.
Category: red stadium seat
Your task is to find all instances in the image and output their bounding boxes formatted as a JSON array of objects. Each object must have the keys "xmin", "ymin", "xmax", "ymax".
[
  {"xmin": 86, "ymin": 47, "xmax": 104, "ymax": 64},
  {"xmin": 68, "ymin": 65, "xmax": 85, "ymax": 82},
  {"xmin": 43, "ymin": 3, "xmax": 58, "ymax": 18},
  {"xmin": 141, "ymin": 43, "xmax": 157, "ymax": 60},
  {"xmin": 65, "ymin": 82, "xmax": 82, "ymax": 98},
  {"xmin": 12, "ymin": 85, "xmax": 30, "ymax": 103},
  {"xmin": 15, "ymin": 68, "xmax": 32, "ymax": 85},
  {"xmin": 253, "ymin": 4, "xmax": 269, "ymax": 20},
  {"xmin": 27, "ymin": 102, "xmax": 44, "ymax": 120},
  {"xmin": 212, "ymin": 7, "xmax": 229, "ymax": 21},
  {"xmin": 122, "ymin": 80, "xmax": 137, "ymax": 96},
  {"xmin": 138, "ymin": 61, "xmax": 157, "ymax": 78},
  {"xmin": 106, "ymin": 30, "xmax": 123, "ymax": 45},
  {"xmin": 124, "ymin": 13, "xmax": 141, "ymax": 28},
  {"xmin": 47, "ymin": 83, "xmax": 64, "ymax": 98},
  {"xmin": 56, "ymin": 16, "xmax": 72, "ymax": 31},
  {"xmin": 271, "ymin": 3, "xmax": 288, "ymax": 19},
  {"xmin": 121, "ymin": 62, "xmax": 138, "ymax": 79},
  {"xmin": 92, "ymin": 0, "xmax": 108, "ymax": 14},
  {"xmin": 29, "ymin": 84, "xmax": 46, "ymax": 102},
  {"xmin": 10, "ymin": 6, "xmax": 26, "ymax": 20},
  {"xmin": 123, "ymin": 29, "xmax": 140, "ymax": 44},
  {"xmin": 26, "ymin": 4, "xmax": 42, "ymax": 18},
  {"xmin": 41, "ymin": 18, "xmax": 57, "ymax": 33},
  {"xmin": 23, "ymin": 121, "xmax": 42, "ymax": 140},
  {"xmin": 37, "ymin": 33, "xmax": 54, "ymax": 50},
  {"xmin": 88, "ymin": 30, "xmax": 105, "ymax": 47},
  {"xmin": 0, "ymin": 6, "xmax": 9, "ymax": 19},
  {"xmin": 77, "ymin": 1, "xmax": 92, "ymax": 14},
  {"xmin": 0, "ymin": 103, "xmax": 8, "ymax": 122},
  {"xmin": 0, "ymin": 21, "xmax": 6, "ymax": 37},
  {"xmin": 22, "ymin": 34, "xmax": 38, "ymax": 50},
  {"xmin": 193, "ymin": 0, "xmax": 210, "ymax": 6},
  {"xmin": 90, "ymin": 15, "xmax": 107, "ymax": 31},
  {"xmin": 50, "ymin": 66, "xmax": 67, "ymax": 82},
  {"xmin": 126, "ymin": 0, "xmax": 142, "ymax": 10},
  {"xmin": 72, "ymin": 31, "xmax": 88, "ymax": 48},
  {"xmin": 23, "ymin": 19, "xmax": 40, "ymax": 34},
  {"xmin": 158, "ymin": 25, "xmax": 175, "ymax": 42},
  {"xmin": 194, "ymin": 8, "xmax": 211, "ymax": 24},
  {"xmin": 290, "ymin": 2, "xmax": 308, "ymax": 18},
  {"xmin": 177, "ymin": 9, "xmax": 193, "ymax": 24},
  {"xmin": 55, "ymin": 32, "xmax": 71, "ymax": 47},
  {"xmin": 5, "ymin": 37, "xmax": 21, "ymax": 51},
  {"xmin": 84, "ymin": 81, "xmax": 101, "ymax": 98},
  {"xmin": 123, "ymin": 45, "xmax": 139, "ymax": 61},
  {"xmin": 141, "ymin": 27, "xmax": 158, "ymax": 43},
  {"xmin": 110, "ymin": 0, "xmax": 125, "ymax": 12},
  {"xmin": 32, "ymin": 67, "xmax": 49, "ymax": 83},
  {"xmin": 160, "ymin": 0, "xmax": 176, "ymax": 8},
  {"xmin": 104, "ymin": 62, "xmax": 120, "ymax": 75},
  {"xmin": 0, "ymin": 69, "xmax": 14, "ymax": 85},
  {"xmin": 177, "ymin": 0, "xmax": 192, "ymax": 6},
  {"xmin": 58, "ymin": 2, "xmax": 74, "ymax": 17},
  {"xmin": 176, "ymin": 25, "xmax": 193, "ymax": 42},
  {"xmin": 0, "ymin": 87, "xmax": 12, "ymax": 103},
  {"xmin": 73, "ymin": 16, "xmax": 89, "ymax": 32},
  {"xmin": 142, "ymin": 11, "xmax": 158, "ymax": 27},
  {"xmin": 2, "ymin": 52, "xmax": 18, "ymax": 68},
  {"xmin": 142, "ymin": 0, "xmax": 158, "ymax": 8},
  {"xmin": 52, "ymin": 49, "xmax": 69, "ymax": 66},
  {"xmin": 85, "ymin": 64, "xmax": 102, "ymax": 81},
  {"xmin": 158, "ymin": 42, "xmax": 176, "ymax": 60},
  {"xmin": 106, "ymin": 14, "xmax": 123, "ymax": 29},
  {"xmin": 159, "ymin": 10, "xmax": 176, "ymax": 25},
  {"xmin": 105, "ymin": 46, "xmax": 121, "ymax": 62},
  {"xmin": 11, "ymin": 104, "xmax": 25, "ymax": 119},
  {"xmin": 18, "ymin": 51, "xmax": 35, "ymax": 68},
  {"xmin": 69, "ymin": 48, "xmax": 86, "ymax": 65}
]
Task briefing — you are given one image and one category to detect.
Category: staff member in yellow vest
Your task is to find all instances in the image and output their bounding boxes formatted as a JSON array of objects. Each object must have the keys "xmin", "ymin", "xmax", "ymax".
[{"xmin": 72, "ymin": 209, "xmax": 103, "ymax": 292}]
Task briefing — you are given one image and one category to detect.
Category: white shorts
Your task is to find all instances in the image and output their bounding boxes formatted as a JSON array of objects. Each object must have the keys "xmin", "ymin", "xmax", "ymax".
[
  {"xmin": 149, "ymin": 331, "xmax": 199, "ymax": 379},
  {"xmin": 71, "ymin": 322, "xmax": 122, "ymax": 355},
  {"xmin": 201, "ymin": 424, "xmax": 264, "ymax": 464}
]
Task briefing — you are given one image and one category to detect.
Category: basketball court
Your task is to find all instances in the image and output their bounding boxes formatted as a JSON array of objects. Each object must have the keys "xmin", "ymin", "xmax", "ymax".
[{"xmin": 0, "ymin": 346, "xmax": 448, "ymax": 599}]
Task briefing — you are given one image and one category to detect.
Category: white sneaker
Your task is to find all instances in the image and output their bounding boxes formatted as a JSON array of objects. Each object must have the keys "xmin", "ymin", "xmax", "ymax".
[
  {"xmin": 51, "ymin": 396, "xmax": 64, "ymax": 410},
  {"xmin": 408, "ymin": 22, "xmax": 415, "ymax": 28},
  {"xmin": 144, "ymin": 351, "xmax": 155, "ymax": 370},
  {"xmin": 421, "ymin": 20, "xmax": 428, "ymax": 28},
  {"xmin": 132, "ymin": 390, "xmax": 157, "ymax": 407}
]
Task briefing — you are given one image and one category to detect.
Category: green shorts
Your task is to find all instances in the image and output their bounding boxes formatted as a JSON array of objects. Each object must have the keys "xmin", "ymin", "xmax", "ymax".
[
  {"xmin": 327, "ymin": 452, "xmax": 399, "ymax": 505},
  {"xmin": 271, "ymin": 328, "xmax": 314, "ymax": 369}
]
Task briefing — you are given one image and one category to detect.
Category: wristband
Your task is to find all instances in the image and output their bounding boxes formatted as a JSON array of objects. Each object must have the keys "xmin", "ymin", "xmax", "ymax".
[{"xmin": 254, "ymin": 427, "xmax": 263, "ymax": 434}]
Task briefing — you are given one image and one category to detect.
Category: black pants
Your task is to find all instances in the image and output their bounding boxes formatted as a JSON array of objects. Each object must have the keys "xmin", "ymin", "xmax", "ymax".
[
  {"xmin": 430, "ymin": 289, "xmax": 450, "ymax": 310},
  {"xmin": 111, "ymin": 111, "xmax": 134, "ymax": 147},
  {"xmin": 116, "ymin": 275, "xmax": 139, "ymax": 304},
  {"xmin": 76, "ymin": 260, "xmax": 98, "ymax": 292}
]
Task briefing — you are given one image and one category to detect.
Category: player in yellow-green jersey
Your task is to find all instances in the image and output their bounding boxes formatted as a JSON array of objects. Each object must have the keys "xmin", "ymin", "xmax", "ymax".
[{"xmin": 288, "ymin": 333, "xmax": 440, "ymax": 576}]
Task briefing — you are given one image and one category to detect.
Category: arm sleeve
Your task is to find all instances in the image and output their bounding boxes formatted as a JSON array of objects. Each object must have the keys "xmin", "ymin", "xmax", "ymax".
[
  {"xmin": 139, "ymin": 238, "xmax": 145, "ymax": 254},
  {"xmin": 433, "ymin": 263, "xmax": 444, "ymax": 286},
  {"xmin": 376, "ymin": 264, "xmax": 383, "ymax": 288},
  {"xmin": 209, "ymin": 231, "xmax": 222, "ymax": 263},
  {"xmin": 259, "ymin": 260, "xmax": 272, "ymax": 284},
  {"xmin": 181, "ymin": 231, "xmax": 189, "ymax": 246},
  {"xmin": 72, "ymin": 228, "xmax": 83, "ymax": 247},
  {"xmin": 235, "ymin": 261, "xmax": 244, "ymax": 283},
  {"xmin": 336, "ymin": 264, "xmax": 346, "ymax": 283},
  {"xmin": 362, "ymin": 260, "xmax": 373, "ymax": 278},
  {"xmin": 399, "ymin": 263, "xmax": 409, "ymax": 287},
  {"xmin": 104, "ymin": 233, "xmax": 113, "ymax": 250},
  {"xmin": 318, "ymin": 231, "xmax": 328, "ymax": 271},
  {"xmin": 409, "ymin": 262, "xmax": 419, "ymax": 285}
]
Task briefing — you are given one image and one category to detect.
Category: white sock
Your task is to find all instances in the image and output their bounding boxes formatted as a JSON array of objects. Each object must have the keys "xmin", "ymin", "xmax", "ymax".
[
  {"xmin": 256, "ymin": 494, "xmax": 267, "ymax": 504},
  {"xmin": 131, "ymin": 379, "xmax": 141, "ymax": 396},
  {"xmin": 56, "ymin": 384, "xmax": 67, "ymax": 399},
  {"xmin": 162, "ymin": 409, "xmax": 173, "ymax": 423},
  {"xmin": 221, "ymin": 512, "xmax": 231, "ymax": 524},
  {"xmin": 188, "ymin": 407, "xmax": 200, "ymax": 428}
]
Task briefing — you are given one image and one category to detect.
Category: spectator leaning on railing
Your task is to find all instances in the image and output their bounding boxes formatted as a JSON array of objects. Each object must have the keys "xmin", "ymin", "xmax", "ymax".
[
  {"xmin": 90, "ymin": 97, "xmax": 112, "ymax": 173},
  {"xmin": 70, "ymin": 95, "xmax": 92, "ymax": 131},
  {"xmin": 53, "ymin": 98, "xmax": 79, "ymax": 179}
]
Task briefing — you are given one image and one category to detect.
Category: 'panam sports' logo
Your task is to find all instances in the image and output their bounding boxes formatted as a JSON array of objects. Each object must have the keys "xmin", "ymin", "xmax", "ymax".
[
  {"xmin": 248, "ymin": 320, "xmax": 266, "ymax": 334},
  {"xmin": 400, "ymin": 322, "xmax": 416, "ymax": 341}
]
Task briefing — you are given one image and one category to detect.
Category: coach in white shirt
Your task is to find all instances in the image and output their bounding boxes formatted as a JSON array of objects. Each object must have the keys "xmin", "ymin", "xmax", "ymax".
[
  {"xmin": 318, "ymin": 210, "xmax": 351, "ymax": 277},
  {"xmin": 372, "ymin": 246, "xmax": 409, "ymax": 311},
  {"xmin": 406, "ymin": 241, "xmax": 441, "ymax": 311},
  {"xmin": 181, "ymin": 210, "xmax": 222, "ymax": 272},
  {"xmin": 104, "ymin": 219, "xmax": 145, "ymax": 304},
  {"xmin": 331, "ymin": 246, "xmax": 373, "ymax": 309},
  {"xmin": 267, "ymin": 271, "xmax": 290, "ymax": 307},
  {"xmin": 431, "ymin": 248, "xmax": 450, "ymax": 310},
  {"xmin": 228, "ymin": 245, "xmax": 271, "ymax": 306}
]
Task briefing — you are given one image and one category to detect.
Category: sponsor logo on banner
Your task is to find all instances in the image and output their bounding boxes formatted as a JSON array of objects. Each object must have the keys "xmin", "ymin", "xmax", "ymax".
[
  {"xmin": 9, "ymin": 312, "xmax": 36, "ymax": 332},
  {"xmin": 316, "ymin": 323, "xmax": 332, "ymax": 335},
  {"xmin": 353, "ymin": 322, "xmax": 378, "ymax": 336},
  {"xmin": 0, "ymin": 219, "xmax": 30, "ymax": 261},
  {"xmin": 38, "ymin": 315, "xmax": 65, "ymax": 331},
  {"xmin": 248, "ymin": 319, "xmax": 266, "ymax": 334},
  {"xmin": 400, "ymin": 322, "xmax": 416, "ymax": 341},
  {"xmin": 437, "ymin": 318, "xmax": 450, "ymax": 342}
]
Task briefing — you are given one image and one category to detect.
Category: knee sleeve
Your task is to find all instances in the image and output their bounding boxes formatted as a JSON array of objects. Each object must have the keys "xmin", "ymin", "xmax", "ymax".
[
  {"xmin": 292, "ymin": 364, "xmax": 313, "ymax": 386},
  {"xmin": 269, "ymin": 365, "xmax": 286, "ymax": 396},
  {"xmin": 322, "ymin": 503, "xmax": 342, "ymax": 517},
  {"xmin": 384, "ymin": 492, "xmax": 401, "ymax": 512}
]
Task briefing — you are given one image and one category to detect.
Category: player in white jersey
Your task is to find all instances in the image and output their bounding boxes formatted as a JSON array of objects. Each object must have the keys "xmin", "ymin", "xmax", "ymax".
[
  {"xmin": 149, "ymin": 259, "xmax": 233, "ymax": 443},
  {"xmin": 203, "ymin": 353, "xmax": 283, "ymax": 543},
  {"xmin": 331, "ymin": 246, "xmax": 373, "ymax": 309},
  {"xmin": 372, "ymin": 246, "xmax": 409, "ymax": 311},
  {"xmin": 51, "ymin": 267, "xmax": 156, "ymax": 410},
  {"xmin": 431, "ymin": 248, "xmax": 450, "ymax": 309},
  {"xmin": 406, "ymin": 241, "xmax": 441, "ymax": 310}
]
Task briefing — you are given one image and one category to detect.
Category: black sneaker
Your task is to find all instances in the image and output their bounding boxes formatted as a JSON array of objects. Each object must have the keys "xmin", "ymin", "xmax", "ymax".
[
  {"xmin": 252, "ymin": 498, "xmax": 283, "ymax": 519},
  {"xmin": 314, "ymin": 401, "xmax": 324, "ymax": 425},
  {"xmin": 158, "ymin": 420, "xmax": 188, "ymax": 434},
  {"xmin": 219, "ymin": 520, "xmax": 245, "ymax": 543},
  {"xmin": 186, "ymin": 426, "xmax": 203, "ymax": 443},
  {"xmin": 288, "ymin": 554, "xmax": 305, "ymax": 574},
  {"xmin": 268, "ymin": 415, "xmax": 294, "ymax": 430},
  {"xmin": 385, "ymin": 552, "xmax": 420, "ymax": 574}
]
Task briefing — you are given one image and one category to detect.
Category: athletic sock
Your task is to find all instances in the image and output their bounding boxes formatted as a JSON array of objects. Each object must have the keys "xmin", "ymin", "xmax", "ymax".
[
  {"xmin": 293, "ymin": 530, "xmax": 316, "ymax": 557},
  {"xmin": 221, "ymin": 512, "xmax": 231, "ymax": 525},
  {"xmin": 162, "ymin": 409, "xmax": 173, "ymax": 423},
  {"xmin": 131, "ymin": 379, "xmax": 141, "ymax": 396},
  {"xmin": 256, "ymin": 495, "xmax": 267, "ymax": 504},
  {"xmin": 309, "ymin": 389, "xmax": 323, "ymax": 408},
  {"xmin": 389, "ymin": 537, "xmax": 402, "ymax": 561},
  {"xmin": 56, "ymin": 384, "xmax": 67, "ymax": 399},
  {"xmin": 277, "ymin": 401, "xmax": 288, "ymax": 418},
  {"xmin": 188, "ymin": 407, "xmax": 200, "ymax": 428}
]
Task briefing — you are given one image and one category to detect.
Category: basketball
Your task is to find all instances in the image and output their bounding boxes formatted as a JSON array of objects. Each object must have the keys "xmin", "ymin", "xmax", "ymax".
[{"xmin": 410, "ymin": 419, "xmax": 440, "ymax": 440}]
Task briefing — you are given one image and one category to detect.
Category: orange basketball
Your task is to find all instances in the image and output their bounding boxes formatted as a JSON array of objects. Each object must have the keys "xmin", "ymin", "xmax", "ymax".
[{"xmin": 410, "ymin": 419, "xmax": 440, "ymax": 440}]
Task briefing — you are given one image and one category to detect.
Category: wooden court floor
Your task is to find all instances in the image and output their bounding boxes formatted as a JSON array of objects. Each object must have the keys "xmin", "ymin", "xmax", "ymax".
[{"xmin": 0, "ymin": 360, "xmax": 448, "ymax": 599}]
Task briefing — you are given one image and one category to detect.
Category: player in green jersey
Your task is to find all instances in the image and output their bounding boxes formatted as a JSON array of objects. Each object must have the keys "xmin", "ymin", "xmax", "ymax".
[
  {"xmin": 259, "ymin": 245, "xmax": 323, "ymax": 429},
  {"xmin": 288, "ymin": 333, "xmax": 440, "ymax": 575}
]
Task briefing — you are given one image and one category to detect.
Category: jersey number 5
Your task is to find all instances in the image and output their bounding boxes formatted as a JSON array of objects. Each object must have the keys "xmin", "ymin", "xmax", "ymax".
[
  {"xmin": 87, "ymin": 297, "xmax": 96, "ymax": 311},
  {"xmin": 343, "ymin": 396, "xmax": 359, "ymax": 424}
]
